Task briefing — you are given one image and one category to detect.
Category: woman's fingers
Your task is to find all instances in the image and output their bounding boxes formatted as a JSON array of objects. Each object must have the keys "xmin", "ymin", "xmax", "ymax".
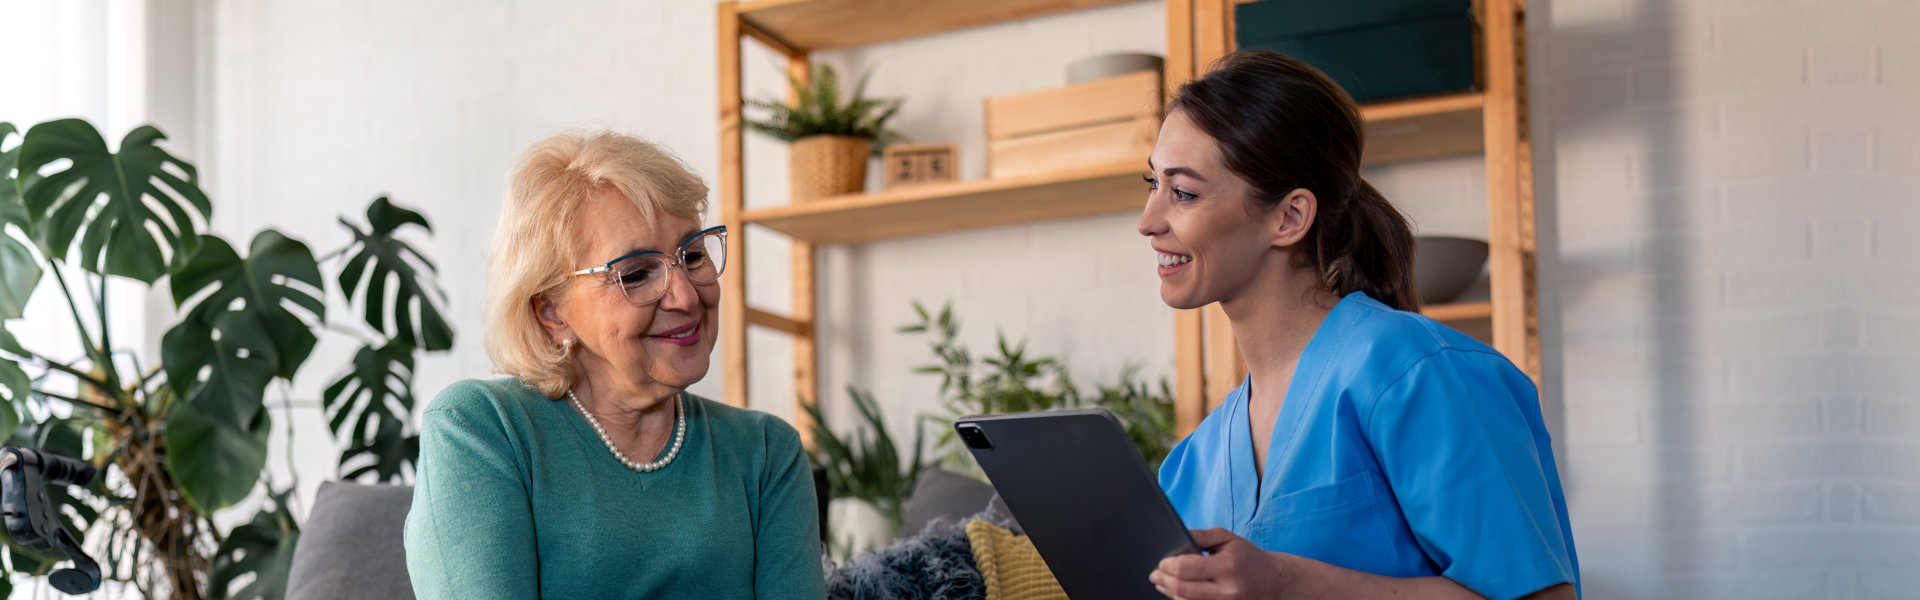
[
  {"xmin": 1150, "ymin": 529, "xmax": 1259, "ymax": 599},
  {"xmin": 1153, "ymin": 572, "xmax": 1226, "ymax": 599},
  {"xmin": 1189, "ymin": 527, "xmax": 1240, "ymax": 551},
  {"xmin": 1158, "ymin": 553, "xmax": 1229, "ymax": 580}
]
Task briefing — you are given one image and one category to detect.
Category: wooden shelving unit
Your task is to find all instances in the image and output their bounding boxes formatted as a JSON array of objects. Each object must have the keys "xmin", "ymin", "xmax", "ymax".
[
  {"xmin": 742, "ymin": 161, "xmax": 1147, "ymax": 244},
  {"xmin": 736, "ymin": 0, "xmax": 1145, "ymax": 51},
  {"xmin": 1181, "ymin": 0, "xmax": 1539, "ymax": 430},
  {"xmin": 1360, "ymin": 93, "xmax": 1486, "ymax": 165},
  {"xmin": 718, "ymin": 0, "xmax": 1537, "ymax": 441}
]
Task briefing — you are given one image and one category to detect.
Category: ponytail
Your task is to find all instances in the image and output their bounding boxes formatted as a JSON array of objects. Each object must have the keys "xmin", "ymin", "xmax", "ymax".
[
  {"xmin": 1169, "ymin": 50, "xmax": 1421, "ymax": 312},
  {"xmin": 1325, "ymin": 180, "xmax": 1418, "ymax": 311}
]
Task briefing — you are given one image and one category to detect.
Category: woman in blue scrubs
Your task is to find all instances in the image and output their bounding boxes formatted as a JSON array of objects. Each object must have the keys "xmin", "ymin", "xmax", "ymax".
[{"xmin": 1141, "ymin": 51, "xmax": 1579, "ymax": 600}]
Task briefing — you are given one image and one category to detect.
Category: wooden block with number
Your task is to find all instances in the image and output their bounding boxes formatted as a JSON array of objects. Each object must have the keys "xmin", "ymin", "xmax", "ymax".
[{"xmin": 883, "ymin": 144, "xmax": 959, "ymax": 189}]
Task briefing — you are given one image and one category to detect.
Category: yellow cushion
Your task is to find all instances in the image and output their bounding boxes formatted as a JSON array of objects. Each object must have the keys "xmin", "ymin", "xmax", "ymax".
[{"xmin": 966, "ymin": 521, "xmax": 1069, "ymax": 600}]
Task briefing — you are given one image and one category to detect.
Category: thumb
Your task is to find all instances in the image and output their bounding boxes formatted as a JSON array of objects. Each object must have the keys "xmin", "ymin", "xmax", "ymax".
[{"xmin": 1190, "ymin": 527, "xmax": 1240, "ymax": 551}]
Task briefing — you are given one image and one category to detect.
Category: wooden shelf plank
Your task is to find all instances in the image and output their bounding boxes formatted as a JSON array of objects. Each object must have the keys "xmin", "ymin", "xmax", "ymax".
[
  {"xmin": 1420, "ymin": 301, "xmax": 1494, "ymax": 322},
  {"xmin": 742, "ymin": 92, "xmax": 1485, "ymax": 245},
  {"xmin": 744, "ymin": 161, "xmax": 1146, "ymax": 244},
  {"xmin": 1360, "ymin": 92, "xmax": 1485, "ymax": 165},
  {"xmin": 739, "ymin": 0, "xmax": 1146, "ymax": 51}
]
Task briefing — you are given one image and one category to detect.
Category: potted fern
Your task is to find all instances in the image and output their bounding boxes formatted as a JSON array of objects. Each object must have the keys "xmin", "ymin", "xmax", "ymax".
[{"xmin": 745, "ymin": 63, "xmax": 904, "ymax": 201}]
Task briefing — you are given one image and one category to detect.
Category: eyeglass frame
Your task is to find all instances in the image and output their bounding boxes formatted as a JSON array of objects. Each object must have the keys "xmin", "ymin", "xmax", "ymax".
[{"xmin": 569, "ymin": 225, "xmax": 729, "ymax": 304}]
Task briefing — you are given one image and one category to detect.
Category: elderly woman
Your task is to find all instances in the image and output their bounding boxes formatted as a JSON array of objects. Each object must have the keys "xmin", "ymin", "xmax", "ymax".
[{"xmin": 404, "ymin": 131, "xmax": 825, "ymax": 598}]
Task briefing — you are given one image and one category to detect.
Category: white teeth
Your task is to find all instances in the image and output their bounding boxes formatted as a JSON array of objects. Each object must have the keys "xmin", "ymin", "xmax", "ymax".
[
  {"xmin": 1156, "ymin": 252, "xmax": 1192, "ymax": 267},
  {"xmin": 661, "ymin": 326, "xmax": 696, "ymax": 338}
]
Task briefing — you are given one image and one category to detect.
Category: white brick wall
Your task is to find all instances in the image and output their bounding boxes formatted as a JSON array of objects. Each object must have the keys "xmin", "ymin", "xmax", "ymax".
[
  {"xmin": 1538, "ymin": 0, "xmax": 1920, "ymax": 597},
  {"xmin": 188, "ymin": 0, "xmax": 1920, "ymax": 597}
]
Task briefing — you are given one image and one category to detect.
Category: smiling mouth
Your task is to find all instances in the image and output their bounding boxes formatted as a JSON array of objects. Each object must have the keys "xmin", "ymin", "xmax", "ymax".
[
  {"xmin": 650, "ymin": 321, "xmax": 700, "ymax": 344},
  {"xmin": 1156, "ymin": 252, "xmax": 1192, "ymax": 267},
  {"xmin": 657, "ymin": 327, "xmax": 695, "ymax": 339}
]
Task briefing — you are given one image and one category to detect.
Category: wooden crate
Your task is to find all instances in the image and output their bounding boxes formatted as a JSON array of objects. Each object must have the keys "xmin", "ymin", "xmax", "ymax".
[
  {"xmin": 987, "ymin": 115, "xmax": 1158, "ymax": 179},
  {"xmin": 985, "ymin": 70, "xmax": 1162, "ymax": 179}
]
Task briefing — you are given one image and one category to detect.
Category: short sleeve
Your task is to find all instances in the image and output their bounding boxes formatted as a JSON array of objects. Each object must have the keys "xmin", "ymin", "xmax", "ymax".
[{"xmin": 1364, "ymin": 350, "xmax": 1577, "ymax": 600}]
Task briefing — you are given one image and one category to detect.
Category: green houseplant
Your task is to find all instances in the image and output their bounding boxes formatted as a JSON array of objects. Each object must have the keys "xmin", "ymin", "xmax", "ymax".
[
  {"xmin": 0, "ymin": 118, "xmax": 448, "ymax": 599},
  {"xmin": 902, "ymin": 301, "xmax": 1179, "ymax": 473},
  {"xmin": 803, "ymin": 386, "xmax": 926, "ymax": 560},
  {"xmin": 743, "ymin": 62, "xmax": 904, "ymax": 201}
]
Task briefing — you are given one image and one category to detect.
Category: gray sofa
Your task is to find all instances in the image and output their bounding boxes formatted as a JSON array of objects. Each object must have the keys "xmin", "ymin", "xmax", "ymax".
[
  {"xmin": 285, "ymin": 482, "xmax": 416, "ymax": 600},
  {"xmin": 283, "ymin": 469, "xmax": 996, "ymax": 599}
]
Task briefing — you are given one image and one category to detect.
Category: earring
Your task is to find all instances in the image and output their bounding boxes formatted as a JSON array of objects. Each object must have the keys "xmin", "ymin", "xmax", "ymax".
[{"xmin": 561, "ymin": 338, "xmax": 574, "ymax": 353}]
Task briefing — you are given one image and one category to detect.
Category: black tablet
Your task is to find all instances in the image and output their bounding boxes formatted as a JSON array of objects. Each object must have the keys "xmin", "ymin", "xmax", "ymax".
[{"xmin": 957, "ymin": 409, "xmax": 1198, "ymax": 599}]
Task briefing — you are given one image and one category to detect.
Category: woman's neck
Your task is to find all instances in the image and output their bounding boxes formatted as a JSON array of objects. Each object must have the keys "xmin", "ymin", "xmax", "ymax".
[
  {"xmin": 569, "ymin": 368, "xmax": 682, "ymax": 450},
  {"xmin": 1219, "ymin": 264, "xmax": 1341, "ymax": 398}
]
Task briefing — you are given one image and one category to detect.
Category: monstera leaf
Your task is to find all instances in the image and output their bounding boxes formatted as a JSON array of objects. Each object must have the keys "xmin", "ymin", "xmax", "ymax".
[
  {"xmin": 0, "ymin": 360, "xmax": 23, "ymax": 442},
  {"xmin": 165, "ymin": 390, "xmax": 272, "ymax": 515},
  {"xmin": 209, "ymin": 488, "xmax": 300, "ymax": 600},
  {"xmin": 162, "ymin": 231, "xmax": 322, "ymax": 513},
  {"xmin": 166, "ymin": 231, "xmax": 326, "ymax": 385},
  {"xmin": 1, "ymin": 123, "xmax": 40, "ymax": 321},
  {"xmin": 0, "ymin": 327, "xmax": 27, "ymax": 462},
  {"xmin": 322, "ymin": 342, "xmax": 419, "ymax": 482},
  {"xmin": 15, "ymin": 119, "xmax": 211, "ymax": 283},
  {"xmin": 337, "ymin": 197, "xmax": 452, "ymax": 351}
]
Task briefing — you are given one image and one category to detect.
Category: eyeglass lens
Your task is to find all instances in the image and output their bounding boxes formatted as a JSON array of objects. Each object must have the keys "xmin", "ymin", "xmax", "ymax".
[{"xmin": 609, "ymin": 231, "xmax": 727, "ymax": 304}]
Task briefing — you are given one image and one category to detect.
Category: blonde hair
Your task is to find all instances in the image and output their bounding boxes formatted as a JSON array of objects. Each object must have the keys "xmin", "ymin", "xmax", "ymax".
[{"xmin": 485, "ymin": 131, "xmax": 710, "ymax": 397}]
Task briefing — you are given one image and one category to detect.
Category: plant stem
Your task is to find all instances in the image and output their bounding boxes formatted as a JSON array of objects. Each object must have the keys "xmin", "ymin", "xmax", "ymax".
[
  {"xmin": 27, "ymin": 349, "xmax": 118, "ymax": 397},
  {"xmin": 30, "ymin": 387, "xmax": 118, "ymax": 414},
  {"xmin": 94, "ymin": 267, "xmax": 121, "ymax": 391},
  {"xmin": 47, "ymin": 262, "xmax": 107, "ymax": 370},
  {"xmin": 278, "ymin": 380, "xmax": 299, "ymax": 490},
  {"xmin": 316, "ymin": 243, "xmax": 351, "ymax": 263}
]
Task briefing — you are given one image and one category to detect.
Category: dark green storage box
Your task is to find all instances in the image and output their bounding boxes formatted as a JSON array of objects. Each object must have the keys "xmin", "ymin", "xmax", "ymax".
[{"xmin": 1235, "ymin": 0, "xmax": 1476, "ymax": 104}]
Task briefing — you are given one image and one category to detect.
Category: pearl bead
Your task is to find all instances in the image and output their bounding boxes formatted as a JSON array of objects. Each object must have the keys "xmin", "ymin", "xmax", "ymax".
[{"xmin": 567, "ymin": 390, "xmax": 685, "ymax": 472}]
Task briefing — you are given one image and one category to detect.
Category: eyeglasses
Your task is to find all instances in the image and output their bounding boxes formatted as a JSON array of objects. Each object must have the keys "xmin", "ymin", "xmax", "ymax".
[{"xmin": 571, "ymin": 225, "xmax": 728, "ymax": 305}]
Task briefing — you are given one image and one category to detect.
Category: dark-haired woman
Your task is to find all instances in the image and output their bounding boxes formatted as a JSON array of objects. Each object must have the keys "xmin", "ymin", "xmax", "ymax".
[{"xmin": 1143, "ymin": 50, "xmax": 1579, "ymax": 600}]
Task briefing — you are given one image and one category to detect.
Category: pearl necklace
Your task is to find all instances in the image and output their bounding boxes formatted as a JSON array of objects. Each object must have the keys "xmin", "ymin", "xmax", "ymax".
[{"xmin": 566, "ymin": 390, "xmax": 686, "ymax": 473}]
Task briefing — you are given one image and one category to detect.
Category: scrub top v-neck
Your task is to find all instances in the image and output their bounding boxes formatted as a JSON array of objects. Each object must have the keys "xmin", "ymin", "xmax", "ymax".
[{"xmin": 1158, "ymin": 292, "xmax": 1580, "ymax": 600}]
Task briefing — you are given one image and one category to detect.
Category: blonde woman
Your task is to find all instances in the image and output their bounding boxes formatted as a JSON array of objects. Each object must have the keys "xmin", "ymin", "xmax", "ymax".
[{"xmin": 404, "ymin": 131, "xmax": 825, "ymax": 598}]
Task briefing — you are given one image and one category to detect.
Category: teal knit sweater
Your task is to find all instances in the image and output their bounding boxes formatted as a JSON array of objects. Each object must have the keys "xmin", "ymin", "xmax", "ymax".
[{"xmin": 403, "ymin": 378, "xmax": 826, "ymax": 599}]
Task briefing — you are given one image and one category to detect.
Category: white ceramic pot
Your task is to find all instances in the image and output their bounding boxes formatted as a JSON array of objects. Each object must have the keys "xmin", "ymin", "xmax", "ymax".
[
  {"xmin": 1066, "ymin": 52, "xmax": 1165, "ymax": 85},
  {"xmin": 827, "ymin": 497, "xmax": 898, "ymax": 558}
]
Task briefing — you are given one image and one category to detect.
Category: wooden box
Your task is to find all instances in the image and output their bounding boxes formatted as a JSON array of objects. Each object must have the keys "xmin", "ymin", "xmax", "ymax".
[{"xmin": 984, "ymin": 70, "xmax": 1162, "ymax": 179}]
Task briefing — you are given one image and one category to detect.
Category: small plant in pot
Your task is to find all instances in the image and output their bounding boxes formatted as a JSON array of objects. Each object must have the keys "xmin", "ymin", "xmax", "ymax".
[
  {"xmin": 744, "ymin": 63, "xmax": 904, "ymax": 202},
  {"xmin": 803, "ymin": 386, "xmax": 925, "ymax": 561}
]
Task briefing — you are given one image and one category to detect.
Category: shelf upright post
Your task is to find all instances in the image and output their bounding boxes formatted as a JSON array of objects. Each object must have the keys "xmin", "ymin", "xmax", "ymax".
[
  {"xmin": 1481, "ymin": 0, "xmax": 1541, "ymax": 380},
  {"xmin": 718, "ymin": 2, "xmax": 750, "ymax": 409}
]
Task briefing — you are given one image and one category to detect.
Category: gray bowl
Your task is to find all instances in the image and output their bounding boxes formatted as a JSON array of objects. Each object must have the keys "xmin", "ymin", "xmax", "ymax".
[
  {"xmin": 1414, "ymin": 236, "xmax": 1489, "ymax": 305},
  {"xmin": 1067, "ymin": 53, "xmax": 1165, "ymax": 85}
]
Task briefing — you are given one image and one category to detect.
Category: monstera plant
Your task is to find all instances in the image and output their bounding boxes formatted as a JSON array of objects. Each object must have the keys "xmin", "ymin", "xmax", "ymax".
[{"xmin": 0, "ymin": 118, "xmax": 450, "ymax": 599}]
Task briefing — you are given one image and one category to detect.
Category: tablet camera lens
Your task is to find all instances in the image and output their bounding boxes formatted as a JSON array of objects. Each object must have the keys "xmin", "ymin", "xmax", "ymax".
[{"xmin": 958, "ymin": 424, "xmax": 993, "ymax": 450}]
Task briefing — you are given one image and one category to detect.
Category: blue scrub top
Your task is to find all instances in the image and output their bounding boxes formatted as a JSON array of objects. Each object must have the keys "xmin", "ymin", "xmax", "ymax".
[{"xmin": 1159, "ymin": 292, "xmax": 1579, "ymax": 600}]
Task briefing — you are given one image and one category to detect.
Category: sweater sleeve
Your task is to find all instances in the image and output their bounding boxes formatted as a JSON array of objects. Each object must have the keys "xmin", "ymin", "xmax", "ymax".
[
  {"xmin": 404, "ymin": 385, "xmax": 540, "ymax": 600},
  {"xmin": 752, "ymin": 418, "xmax": 827, "ymax": 599}
]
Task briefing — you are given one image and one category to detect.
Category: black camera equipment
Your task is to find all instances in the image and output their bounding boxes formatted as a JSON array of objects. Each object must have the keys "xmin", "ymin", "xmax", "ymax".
[{"xmin": 0, "ymin": 447, "xmax": 101, "ymax": 594}]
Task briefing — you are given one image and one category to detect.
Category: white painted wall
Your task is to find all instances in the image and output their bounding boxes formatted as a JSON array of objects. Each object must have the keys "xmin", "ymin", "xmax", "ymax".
[{"xmin": 173, "ymin": 0, "xmax": 1920, "ymax": 598}]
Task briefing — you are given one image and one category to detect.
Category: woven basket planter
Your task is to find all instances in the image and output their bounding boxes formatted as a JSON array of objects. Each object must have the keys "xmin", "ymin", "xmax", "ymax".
[{"xmin": 791, "ymin": 134, "xmax": 870, "ymax": 202}]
